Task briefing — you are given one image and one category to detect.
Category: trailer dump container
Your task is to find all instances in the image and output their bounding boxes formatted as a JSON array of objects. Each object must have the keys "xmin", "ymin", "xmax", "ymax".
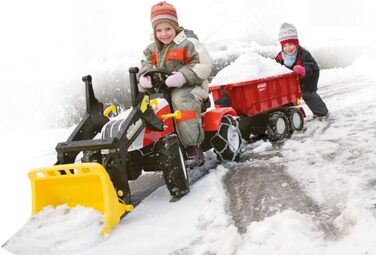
[
  {"xmin": 210, "ymin": 73, "xmax": 301, "ymax": 116},
  {"xmin": 209, "ymin": 72, "xmax": 305, "ymax": 141}
]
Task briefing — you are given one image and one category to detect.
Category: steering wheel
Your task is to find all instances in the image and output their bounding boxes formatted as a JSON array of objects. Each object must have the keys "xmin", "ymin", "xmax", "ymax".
[{"xmin": 143, "ymin": 69, "xmax": 172, "ymax": 94}]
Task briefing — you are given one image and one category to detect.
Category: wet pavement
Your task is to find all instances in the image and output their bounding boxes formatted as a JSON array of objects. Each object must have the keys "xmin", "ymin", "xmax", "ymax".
[{"xmin": 223, "ymin": 143, "xmax": 340, "ymax": 239}]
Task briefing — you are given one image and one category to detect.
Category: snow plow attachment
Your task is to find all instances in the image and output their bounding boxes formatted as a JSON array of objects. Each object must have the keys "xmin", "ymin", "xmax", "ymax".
[{"xmin": 28, "ymin": 162, "xmax": 134, "ymax": 236}]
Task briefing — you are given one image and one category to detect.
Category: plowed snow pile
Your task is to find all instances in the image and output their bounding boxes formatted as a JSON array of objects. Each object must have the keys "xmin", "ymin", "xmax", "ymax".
[
  {"xmin": 4, "ymin": 205, "xmax": 103, "ymax": 254},
  {"xmin": 210, "ymin": 53, "xmax": 292, "ymax": 85}
]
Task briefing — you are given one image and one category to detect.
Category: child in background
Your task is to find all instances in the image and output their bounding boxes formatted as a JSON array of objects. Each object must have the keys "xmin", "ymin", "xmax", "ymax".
[
  {"xmin": 275, "ymin": 23, "xmax": 329, "ymax": 119},
  {"xmin": 138, "ymin": 2, "xmax": 212, "ymax": 168}
]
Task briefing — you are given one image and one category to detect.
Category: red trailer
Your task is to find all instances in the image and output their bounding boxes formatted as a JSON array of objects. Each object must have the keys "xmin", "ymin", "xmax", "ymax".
[{"xmin": 209, "ymin": 72, "xmax": 305, "ymax": 141}]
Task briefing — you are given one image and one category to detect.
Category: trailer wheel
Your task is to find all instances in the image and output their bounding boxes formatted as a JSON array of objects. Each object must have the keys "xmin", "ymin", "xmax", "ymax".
[
  {"xmin": 267, "ymin": 111, "xmax": 289, "ymax": 141},
  {"xmin": 211, "ymin": 115, "xmax": 242, "ymax": 161},
  {"xmin": 287, "ymin": 108, "xmax": 304, "ymax": 132},
  {"xmin": 156, "ymin": 134, "xmax": 189, "ymax": 198}
]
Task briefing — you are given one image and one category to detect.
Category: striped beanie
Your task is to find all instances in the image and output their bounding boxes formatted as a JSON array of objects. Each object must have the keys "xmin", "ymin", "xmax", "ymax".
[
  {"xmin": 278, "ymin": 23, "xmax": 299, "ymax": 46},
  {"xmin": 151, "ymin": 2, "xmax": 179, "ymax": 29}
]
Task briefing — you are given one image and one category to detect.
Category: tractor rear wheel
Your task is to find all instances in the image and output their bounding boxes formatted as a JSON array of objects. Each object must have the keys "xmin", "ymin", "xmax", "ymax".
[
  {"xmin": 211, "ymin": 115, "xmax": 242, "ymax": 161},
  {"xmin": 267, "ymin": 111, "xmax": 289, "ymax": 141},
  {"xmin": 156, "ymin": 134, "xmax": 189, "ymax": 198}
]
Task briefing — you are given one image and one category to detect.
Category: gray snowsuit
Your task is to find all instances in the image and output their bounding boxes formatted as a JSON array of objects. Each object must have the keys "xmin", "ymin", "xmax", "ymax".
[{"xmin": 138, "ymin": 29, "xmax": 213, "ymax": 147}]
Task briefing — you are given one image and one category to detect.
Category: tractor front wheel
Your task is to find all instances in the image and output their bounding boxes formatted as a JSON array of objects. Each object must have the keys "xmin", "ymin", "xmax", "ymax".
[{"xmin": 156, "ymin": 134, "xmax": 189, "ymax": 198}]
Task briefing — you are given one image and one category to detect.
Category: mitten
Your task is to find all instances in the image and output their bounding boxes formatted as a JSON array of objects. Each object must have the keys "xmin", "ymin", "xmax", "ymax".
[
  {"xmin": 165, "ymin": 72, "xmax": 186, "ymax": 88},
  {"xmin": 293, "ymin": 65, "xmax": 306, "ymax": 77},
  {"xmin": 139, "ymin": 75, "xmax": 152, "ymax": 88}
]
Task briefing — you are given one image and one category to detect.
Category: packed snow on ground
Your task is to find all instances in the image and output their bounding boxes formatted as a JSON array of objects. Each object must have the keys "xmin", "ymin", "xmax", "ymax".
[
  {"xmin": 1, "ymin": 0, "xmax": 376, "ymax": 254},
  {"xmin": 210, "ymin": 53, "xmax": 292, "ymax": 86}
]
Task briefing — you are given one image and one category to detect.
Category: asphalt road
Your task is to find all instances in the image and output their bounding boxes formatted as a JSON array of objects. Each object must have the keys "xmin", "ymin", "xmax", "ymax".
[{"xmin": 223, "ymin": 137, "xmax": 340, "ymax": 240}]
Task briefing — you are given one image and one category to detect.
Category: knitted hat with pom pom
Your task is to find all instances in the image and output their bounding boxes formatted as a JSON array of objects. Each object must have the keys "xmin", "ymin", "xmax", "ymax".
[
  {"xmin": 151, "ymin": 2, "xmax": 178, "ymax": 29},
  {"xmin": 278, "ymin": 23, "xmax": 299, "ymax": 46}
]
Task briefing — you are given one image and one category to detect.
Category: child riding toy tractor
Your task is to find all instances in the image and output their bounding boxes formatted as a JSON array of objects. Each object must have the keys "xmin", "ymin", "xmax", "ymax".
[{"xmin": 28, "ymin": 67, "xmax": 242, "ymax": 235}]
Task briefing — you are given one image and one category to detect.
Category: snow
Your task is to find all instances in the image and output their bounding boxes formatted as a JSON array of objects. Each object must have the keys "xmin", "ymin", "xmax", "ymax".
[
  {"xmin": 210, "ymin": 53, "xmax": 292, "ymax": 86},
  {"xmin": 1, "ymin": 0, "xmax": 376, "ymax": 255},
  {"xmin": 5, "ymin": 205, "xmax": 103, "ymax": 255},
  {"xmin": 87, "ymin": 164, "xmax": 237, "ymax": 255}
]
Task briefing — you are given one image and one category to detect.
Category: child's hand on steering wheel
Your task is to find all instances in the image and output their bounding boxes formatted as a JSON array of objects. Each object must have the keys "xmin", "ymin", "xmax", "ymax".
[
  {"xmin": 165, "ymin": 72, "xmax": 186, "ymax": 88},
  {"xmin": 139, "ymin": 75, "xmax": 152, "ymax": 88}
]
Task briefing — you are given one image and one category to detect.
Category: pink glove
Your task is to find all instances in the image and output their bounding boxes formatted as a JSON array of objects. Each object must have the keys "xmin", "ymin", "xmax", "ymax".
[
  {"xmin": 139, "ymin": 75, "xmax": 152, "ymax": 88},
  {"xmin": 165, "ymin": 72, "xmax": 186, "ymax": 88},
  {"xmin": 293, "ymin": 65, "xmax": 306, "ymax": 77}
]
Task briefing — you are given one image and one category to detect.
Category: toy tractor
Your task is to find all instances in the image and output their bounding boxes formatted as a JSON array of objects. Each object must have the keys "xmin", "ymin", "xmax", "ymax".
[{"xmin": 28, "ymin": 67, "xmax": 242, "ymax": 236}]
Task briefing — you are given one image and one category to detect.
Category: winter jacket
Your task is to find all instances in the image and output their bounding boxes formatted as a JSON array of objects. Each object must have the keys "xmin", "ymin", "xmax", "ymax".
[
  {"xmin": 139, "ymin": 29, "xmax": 212, "ymax": 102},
  {"xmin": 275, "ymin": 46, "xmax": 319, "ymax": 93},
  {"xmin": 138, "ymin": 29, "xmax": 212, "ymax": 147}
]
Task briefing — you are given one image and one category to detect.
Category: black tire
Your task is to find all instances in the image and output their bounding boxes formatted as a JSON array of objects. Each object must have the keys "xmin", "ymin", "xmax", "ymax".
[
  {"xmin": 211, "ymin": 115, "xmax": 242, "ymax": 161},
  {"xmin": 266, "ymin": 111, "xmax": 290, "ymax": 141},
  {"xmin": 286, "ymin": 107, "xmax": 304, "ymax": 132},
  {"xmin": 155, "ymin": 134, "xmax": 189, "ymax": 198},
  {"xmin": 125, "ymin": 151, "xmax": 143, "ymax": 180}
]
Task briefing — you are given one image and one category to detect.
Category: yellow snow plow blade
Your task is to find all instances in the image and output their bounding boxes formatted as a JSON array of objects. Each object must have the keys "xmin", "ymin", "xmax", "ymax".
[{"xmin": 28, "ymin": 163, "xmax": 133, "ymax": 236}]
